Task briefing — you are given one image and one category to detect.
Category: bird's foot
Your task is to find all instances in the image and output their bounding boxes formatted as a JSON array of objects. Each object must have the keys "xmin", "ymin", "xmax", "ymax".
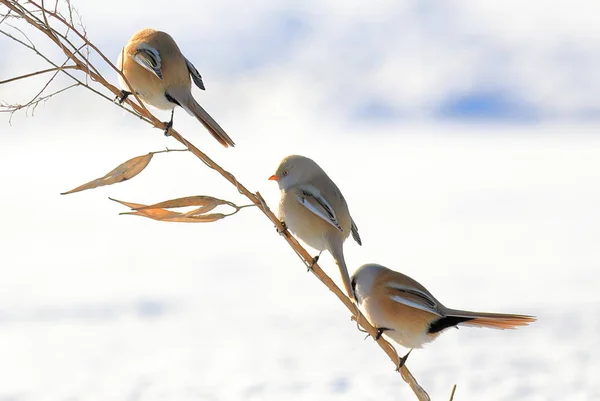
[
  {"xmin": 115, "ymin": 90, "xmax": 131, "ymax": 104},
  {"xmin": 395, "ymin": 349, "xmax": 413, "ymax": 371},
  {"xmin": 307, "ymin": 251, "xmax": 323, "ymax": 272},
  {"xmin": 276, "ymin": 221, "xmax": 288, "ymax": 235},
  {"xmin": 163, "ymin": 120, "xmax": 173, "ymax": 136},
  {"xmin": 375, "ymin": 327, "xmax": 391, "ymax": 341}
]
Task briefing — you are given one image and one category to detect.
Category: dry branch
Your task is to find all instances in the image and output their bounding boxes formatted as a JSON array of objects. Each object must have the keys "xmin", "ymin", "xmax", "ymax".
[{"xmin": 0, "ymin": 1, "xmax": 434, "ymax": 399}]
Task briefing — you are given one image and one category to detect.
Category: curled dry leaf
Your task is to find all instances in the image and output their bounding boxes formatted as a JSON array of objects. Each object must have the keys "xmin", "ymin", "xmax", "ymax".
[
  {"xmin": 180, "ymin": 205, "xmax": 218, "ymax": 217},
  {"xmin": 157, "ymin": 213, "xmax": 227, "ymax": 223},
  {"xmin": 108, "ymin": 198, "xmax": 147, "ymax": 210},
  {"xmin": 133, "ymin": 195, "xmax": 230, "ymax": 211},
  {"xmin": 61, "ymin": 153, "xmax": 154, "ymax": 195},
  {"xmin": 109, "ymin": 197, "xmax": 229, "ymax": 223}
]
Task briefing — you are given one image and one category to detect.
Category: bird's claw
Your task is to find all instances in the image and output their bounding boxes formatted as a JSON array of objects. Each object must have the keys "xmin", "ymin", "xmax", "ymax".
[
  {"xmin": 395, "ymin": 349, "xmax": 413, "ymax": 371},
  {"xmin": 311, "ymin": 254, "xmax": 320, "ymax": 265},
  {"xmin": 276, "ymin": 221, "xmax": 288, "ymax": 235},
  {"xmin": 307, "ymin": 255, "xmax": 319, "ymax": 272},
  {"xmin": 115, "ymin": 90, "xmax": 131, "ymax": 104},
  {"xmin": 307, "ymin": 251, "xmax": 323, "ymax": 272},
  {"xmin": 375, "ymin": 327, "xmax": 389, "ymax": 341},
  {"xmin": 163, "ymin": 120, "xmax": 173, "ymax": 136}
]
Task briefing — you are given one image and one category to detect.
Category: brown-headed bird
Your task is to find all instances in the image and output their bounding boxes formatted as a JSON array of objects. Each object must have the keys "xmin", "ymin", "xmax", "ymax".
[
  {"xmin": 117, "ymin": 28, "xmax": 234, "ymax": 147},
  {"xmin": 352, "ymin": 263, "xmax": 536, "ymax": 367}
]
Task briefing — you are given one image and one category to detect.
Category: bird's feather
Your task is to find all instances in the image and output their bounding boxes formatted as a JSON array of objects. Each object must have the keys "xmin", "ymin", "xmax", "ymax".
[
  {"xmin": 296, "ymin": 185, "xmax": 344, "ymax": 232},
  {"xmin": 351, "ymin": 219, "xmax": 361, "ymax": 245},
  {"xmin": 166, "ymin": 87, "xmax": 235, "ymax": 147},
  {"xmin": 386, "ymin": 283, "xmax": 442, "ymax": 316},
  {"xmin": 295, "ymin": 186, "xmax": 343, "ymax": 232},
  {"xmin": 133, "ymin": 44, "xmax": 163, "ymax": 80},
  {"xmin": 185, "ymin": 57, "xmax": 205, "ymax": 90}
]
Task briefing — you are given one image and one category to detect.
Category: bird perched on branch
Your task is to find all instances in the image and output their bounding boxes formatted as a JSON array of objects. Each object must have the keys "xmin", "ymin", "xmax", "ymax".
[
  {"xmin": 116, "ymin": 28, "xmax": 234, "ymax": 147},
  {"xmin": 269, "ymin": 155, "xmax": 362, "ymax": 299},
  {"xmin": 351, "ymin": 263, "xmax": 536, "ymax": 367}
]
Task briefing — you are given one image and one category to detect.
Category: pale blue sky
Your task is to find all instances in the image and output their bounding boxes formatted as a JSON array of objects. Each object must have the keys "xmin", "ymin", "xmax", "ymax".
[{"xmin": 4, "ymin": 0, "xmax": 600, "ymax": 125}]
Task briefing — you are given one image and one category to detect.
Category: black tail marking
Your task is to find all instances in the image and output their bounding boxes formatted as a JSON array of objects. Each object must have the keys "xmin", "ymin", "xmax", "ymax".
[{"xmin": 428, "ymin": 316, "xmax": 475, "ymax": 334}]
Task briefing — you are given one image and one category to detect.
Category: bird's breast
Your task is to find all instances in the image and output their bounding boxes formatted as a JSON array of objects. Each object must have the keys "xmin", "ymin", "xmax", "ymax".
[
  {"xmin": 361, "ymin": 294, "xmax": 439, "ymax": 349},
  {"xmin": 279, "ymin": 192, "xmax": 334, "ymax": 251},
  {"xmin": 120, "ymin": 54, "xmax": 180, "ymax": 110}
]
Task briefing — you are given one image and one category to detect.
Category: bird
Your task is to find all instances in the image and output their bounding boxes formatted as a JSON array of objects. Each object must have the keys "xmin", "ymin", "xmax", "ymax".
[
  {"xmin": 116, "ymin": 28, "xmax": 234, "ymax": 147},
  {"xmin": 269, "ymin": 155, "xmax": 362, "ymax": 299},
  {"xmin": 351, "ymin": 263, "xmax": 536, "ymax": 367}
]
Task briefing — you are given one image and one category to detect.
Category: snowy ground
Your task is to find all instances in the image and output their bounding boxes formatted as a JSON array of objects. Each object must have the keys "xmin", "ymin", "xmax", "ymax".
[{"xmin": 1, "ymin": 119, "xmax": 599, "ymax": 400}]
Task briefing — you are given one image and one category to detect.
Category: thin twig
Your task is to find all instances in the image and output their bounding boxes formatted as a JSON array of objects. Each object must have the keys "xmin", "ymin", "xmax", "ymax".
[
  {"xmin": 0, "ymin": 27, "xmax": 152, "ymax": 124},
  {"xmin": 1, "ymin": 82, "xmax": 79, "ymax": 114},
  {"xmin": 20, "ymin": 53, "xmax": 76, "ymax": 116},
  {"xmin": 0, "ymin": 8, "xmax": 11, "ymax": 24},
  {"xmin": 151, "ymin": 148, "xmax": 190, "ymax": 155},
  {"xmin": 0, "ymin": 65, "xmax": 80, "ymax": 85},
  {"xmin": 28, "ymin": 0, "xmax": 151, "ymax": 115},
  {"xmin": 449, "ymin": 384, "xmax": 457, "ymax": 401},
  {"xmin": 4, "ymin": 22, "xmax": 37, "ymax": 48}
]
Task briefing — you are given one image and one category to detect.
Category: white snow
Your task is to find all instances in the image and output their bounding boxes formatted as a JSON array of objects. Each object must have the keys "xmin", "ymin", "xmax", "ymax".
[{"xmin": 1, "ymin": 123, "xmax": 599, "ymax": 400}]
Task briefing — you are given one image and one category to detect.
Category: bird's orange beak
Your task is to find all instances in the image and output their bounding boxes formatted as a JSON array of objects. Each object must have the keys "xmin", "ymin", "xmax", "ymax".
[{"xmin": 268, "ymin": 174, "xmax": 279, "ymax": 181}]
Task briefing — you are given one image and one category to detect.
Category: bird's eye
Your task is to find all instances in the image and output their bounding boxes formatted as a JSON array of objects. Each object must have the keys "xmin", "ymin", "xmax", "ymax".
[{"xmin": 282, "ymin": 171, "xmax": 288, "ymax": 176}]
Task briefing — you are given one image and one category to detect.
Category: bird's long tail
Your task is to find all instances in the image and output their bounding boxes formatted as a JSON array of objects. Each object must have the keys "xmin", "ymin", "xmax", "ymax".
[
  {"xmin": 169, "ymin": 87, "xmax": 235, "ymax": 148},
  {"xmin": 329, "ymin": 243, "xmax": 355, "ymax": 301},
  {"xmin": 443, "ymin": 309, "xmax": 536, "ymax": 330}
]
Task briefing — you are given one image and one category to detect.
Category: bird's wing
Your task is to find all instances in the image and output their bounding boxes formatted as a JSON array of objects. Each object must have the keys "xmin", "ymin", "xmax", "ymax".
[
  {"xmin": 386, "ymin": 283, "xmax": 442, "ymax": 316},
  {"xmin": 185, "ymin": 57, "xmax": 205, "ymax": 90},
  {"xmin": 133, "ymin": 44, "xmax": 163, "ymax": 80},
  {"xmin": 351, "ymin": 219, "xmax": 361, "ymax": 245},
  {"xmin": 295, "ymin": 185, "xmax": 343, "ymax": 232}
]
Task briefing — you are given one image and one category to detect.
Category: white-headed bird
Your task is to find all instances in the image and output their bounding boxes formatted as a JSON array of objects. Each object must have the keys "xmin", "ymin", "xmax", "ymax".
[{"xmin": 270, "ymin": 155, "xmax": 362, "ymax": 299}]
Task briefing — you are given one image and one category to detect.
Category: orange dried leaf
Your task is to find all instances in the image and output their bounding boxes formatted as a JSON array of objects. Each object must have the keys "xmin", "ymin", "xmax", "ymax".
[
  {"xmin": 111, "ymin": 198, "xmax": 228, "ymax": 223},
  {"xmin": 162, "ymin": 213, "xmax": 226, "ymax": 223},
  {"xmin": 193, "ymin": 213, "xmax": 227, "ymax": 222},
  {"xmin": 109, "ymin": 197, "xmax": 148, "ymax": 210},
  {"xmin": 122, "ymin": 208, "xmax": 183, "ymax": 221},
  {"xmin": 133, "ymin": 195, "xmax": 228, "ymax": 211},
  {"xmin": 61, "ymin": 153, "xmax": 154, "ymax": 195},
  {"xmin": 179, "ymin": 204, "xmax": 219, "ymax": 217}
]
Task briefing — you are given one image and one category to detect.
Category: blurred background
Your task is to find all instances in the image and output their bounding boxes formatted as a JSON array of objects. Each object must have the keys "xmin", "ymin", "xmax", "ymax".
[{"xmin": 1, "ymin": 0, "xmax": 599, "ymax": 400}]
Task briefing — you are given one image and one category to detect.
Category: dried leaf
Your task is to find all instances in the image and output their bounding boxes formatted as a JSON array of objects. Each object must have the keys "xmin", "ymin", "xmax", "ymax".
[
  {"xmin": 123, "ymin": 208, "xmax": 182, "ymax": 220},
  {"xmin": 161, "ymin": 213, "xmax": 226, "ymax": 223},
  {"xmin": 109, "ymin": 197, "xmax": 147, "ymax": 210},
  {"xmin": 133, "ymin": 195, "xmax": 228, "ymax": 211},
  {"xmin": 124, "ymin": 210, "xmax": 226, "ymax": 223},
  {"xmin": 61, "ymin": 153, "xmax": 154, "ymax": 195},
  {"xmin": 110, "ymin": 198, "xmax": 227, "ymax": 223},
  {"xmin": 179, "ymin": 204, "xmax": 219, "ymax": 217}
]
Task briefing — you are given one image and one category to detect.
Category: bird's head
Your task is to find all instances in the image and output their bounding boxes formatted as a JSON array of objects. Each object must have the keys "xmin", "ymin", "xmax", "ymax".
[
  {"xmin": 268, "ymin": 154, "xmax": 322, "ymax": 190},
  {"xmin": 351, "ymin": 263, "xmax": 388, "ymax": 303}
]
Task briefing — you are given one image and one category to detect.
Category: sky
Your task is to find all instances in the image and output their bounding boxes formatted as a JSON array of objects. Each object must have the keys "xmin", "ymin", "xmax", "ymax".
[{"xmin": 1, "ymin": 1, "xmax": 600, "ymax": 400}]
